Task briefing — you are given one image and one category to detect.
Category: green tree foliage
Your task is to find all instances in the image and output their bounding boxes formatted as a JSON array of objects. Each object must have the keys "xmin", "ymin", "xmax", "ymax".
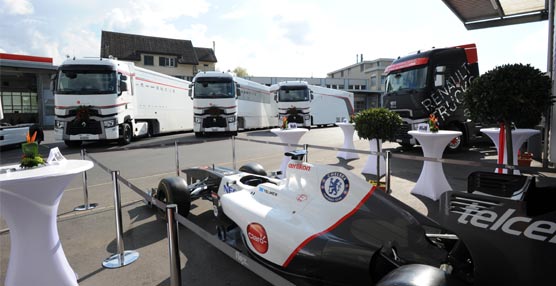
[
  {"xmin": 353, "ymin": 108, "xmax": 402, "ymax": 141},
  {"xmin": 463, "ymin": 63, "xmax": 552, "ymax": 128},
  {"xmin": 233, "ymin": 67, "xmax": 249, "ymax": 77}
]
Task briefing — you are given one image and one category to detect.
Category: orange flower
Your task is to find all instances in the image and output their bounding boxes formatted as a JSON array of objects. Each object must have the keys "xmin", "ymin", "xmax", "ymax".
[{"xmin": 26, "ymin": 131, "xmax": 37, "ymax": 143}]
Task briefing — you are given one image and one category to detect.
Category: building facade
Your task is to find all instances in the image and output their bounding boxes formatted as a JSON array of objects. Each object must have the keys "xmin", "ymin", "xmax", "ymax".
[
  {"xmin": 100, "ymin": 31, "xmax": 217, "ymax": 81},
  {"xmin": 0, "ymin": 53, "xmax": 57, "ymax": 127}
]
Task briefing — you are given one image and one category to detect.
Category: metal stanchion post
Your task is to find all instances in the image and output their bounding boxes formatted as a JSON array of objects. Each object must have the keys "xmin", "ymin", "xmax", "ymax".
[
  {"xmin": 175, "ymin": 141, "xmax": 180, "ymax": 176},
  {"xmin": 74, "ymin": 148, "xmax": 98, "ymax": 211},
  {"xmin": 103, "ymin": 170, "xmax": 140, "ymax": 268},
  {"xmin": 304, "ymin": 144, "xmax": 309, "ymax": 162},
  {"xmin": 385, "ymin": 151, "xmax": 392, "ymax": 194},
  {"xmin": 232, "ymin": 136, "xmax": 237, "ymax": 170},
  {"xmin": 166, "ymin": 204, "xmax": 182, "ymax": 286}
]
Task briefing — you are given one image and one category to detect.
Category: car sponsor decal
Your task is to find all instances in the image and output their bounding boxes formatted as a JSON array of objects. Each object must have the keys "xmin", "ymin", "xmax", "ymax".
[
  {"xmin": 457, "ymin": 203, "xmax": 556, "ymax": 244},
  {"xmin": 288, "ymin": 162, "xmax": 311, "ymax": 171},
  {"xmin": 282, "ymin": 186, "xmax": 377, "ymax": 267},
  {"xmin": 247, "ymin": 223, "xmax": 269, "ymax": 254},
  {"xmin": 296, "ymin": 194, "xmax": 308, "ymax": 202},
  {"xmin": 223, "ymin": 184, "xmax": 237, "ymax": 193},
  {"xmin": 258, "ymin": 186, "xmax": 278, "ymax": 197},
  {"xmin": 320, "ymin": 172, "xmax": 350, "ymax": 202}
]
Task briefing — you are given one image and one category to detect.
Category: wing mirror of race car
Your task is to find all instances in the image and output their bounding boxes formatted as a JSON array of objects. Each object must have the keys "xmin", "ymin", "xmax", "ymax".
[{"xmin": 285, "ymin": 149, "xmax": 307, "ymax": 161}]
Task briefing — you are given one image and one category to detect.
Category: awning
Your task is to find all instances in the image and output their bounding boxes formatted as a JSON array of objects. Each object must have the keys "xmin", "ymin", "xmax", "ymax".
[{"xmin": 442, "ymin": 0, "xmax": 549, "ymax": 30}]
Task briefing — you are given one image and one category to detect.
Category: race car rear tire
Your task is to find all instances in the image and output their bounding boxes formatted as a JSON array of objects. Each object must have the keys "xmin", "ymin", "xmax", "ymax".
[
  {"xmin": 376, "ymin": 264, "xmax": 447, "ymax": 286},
  {"xmin": 239, "ymin": 163, "xmax": 267, "ymax": 176},
  {"xmin": 156, "ymin": 176, "xmax": 191, "ymax": 220}
]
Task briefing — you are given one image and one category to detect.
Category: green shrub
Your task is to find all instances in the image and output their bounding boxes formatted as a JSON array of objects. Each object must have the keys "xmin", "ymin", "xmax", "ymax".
[
  {"xmin": 463, "ymin": 63, "xmax": 552, "ymax": 128},
  {"xmin": 353, "ymin": 108, "xmax": 402, "ymax": 141}
]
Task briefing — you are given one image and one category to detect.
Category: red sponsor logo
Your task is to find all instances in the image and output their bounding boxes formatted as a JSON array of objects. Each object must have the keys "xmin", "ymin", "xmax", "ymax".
[
  {"xmin": 288, "ymin": 163, "xmax": 311, "ymax": 171},
  {"xmin": 247, "ymin": 223, "xmax": 268, "ymax": 254}
]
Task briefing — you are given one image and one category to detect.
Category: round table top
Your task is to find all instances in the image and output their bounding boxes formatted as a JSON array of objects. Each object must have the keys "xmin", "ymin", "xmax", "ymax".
[
  {"xmin": 0, "ymin": 160, "xmax": 93, "ymax": 183},
  {"xmin": 335, "ymin": 122, "xmax": 355, "ymax": 127},
  {"xmin": 408, "ymin": 130, "xmax": 462, "ymax": 138},
  {"xmin": 271, "ymin": 128, "xmax": 309, "ymax": 135},
  {"xmin": 480, "ymin": 127, "xmax": 540, "ymax": 135}
]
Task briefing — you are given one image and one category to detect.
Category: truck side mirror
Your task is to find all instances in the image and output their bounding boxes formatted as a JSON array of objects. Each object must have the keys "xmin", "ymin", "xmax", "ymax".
[
  {"xmin": 236, "ymin": 88, "xmax": 241, "ymax": 97},
  {"xmin": 118, "ymin": 73, "xmax": 128, "ymax": 95},
  {"xmin": 274, "ymin": 94, "xmax": 278, "ymax": 102},
  {"xmin": 310, "ymin": 90, "xmax": 314, "ymax": 101},
  {"xmin": 50, "ymin": 74, "xmax": 57, "ymax": 92},
  {"xmin": 434, "ymin": 66, "xmax": 446, "ymax": 87},
  {"xmin": 188, "ymin": 84, "xmax": 193, "ymax": 99}
]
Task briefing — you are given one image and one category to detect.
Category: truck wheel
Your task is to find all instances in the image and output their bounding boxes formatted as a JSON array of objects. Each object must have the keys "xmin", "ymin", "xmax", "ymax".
[
  {"xmin": 156, "ymin": 177, "xmax": 191, "ymax": 220},
  {"xmin": 446, "ymin": 125, "xmax": 465, "ymax": 152},
  {"xmin": 118, "ymin": 123, "xmax": 132, "ymax": 145},
  {"xmin": 64, "ymin": 140, "xmax": 82, "ymax": 148}
]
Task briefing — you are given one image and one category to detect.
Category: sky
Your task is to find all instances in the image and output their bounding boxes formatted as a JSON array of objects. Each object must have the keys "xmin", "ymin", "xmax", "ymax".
[{"xmin": 0, "ymin": 0, "xmax": 549, "ymax": 78}]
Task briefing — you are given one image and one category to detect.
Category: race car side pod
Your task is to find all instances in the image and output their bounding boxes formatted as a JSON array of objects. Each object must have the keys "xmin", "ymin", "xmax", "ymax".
[{"xmin": 102, "ymin": 170, "xmax": 140, "ymax": 269}]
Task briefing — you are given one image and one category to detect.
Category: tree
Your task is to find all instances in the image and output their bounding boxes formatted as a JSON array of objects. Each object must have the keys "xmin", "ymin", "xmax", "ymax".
[
  {"xmin": 463, "ymin": 63, "xmax": 552, "ymax": 173},
  {"xmin": 232, "ymin": 67, "xmax": 249, "ymax": 77}
]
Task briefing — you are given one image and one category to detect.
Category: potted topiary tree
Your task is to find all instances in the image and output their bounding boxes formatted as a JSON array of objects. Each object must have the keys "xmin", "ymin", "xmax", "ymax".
[
  {"xmin": 353, "ymin": 107, "xmax": 402, "ymax": 185},
  {"xmin": 463, "ymin": 63, "xmax": 552, "ymax": 174}
]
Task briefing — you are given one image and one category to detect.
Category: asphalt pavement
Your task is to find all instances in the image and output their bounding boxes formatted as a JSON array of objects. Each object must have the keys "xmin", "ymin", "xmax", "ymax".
[{"xmin": 0, "ymin": 127, "xmax": 553, "ymax": 286}]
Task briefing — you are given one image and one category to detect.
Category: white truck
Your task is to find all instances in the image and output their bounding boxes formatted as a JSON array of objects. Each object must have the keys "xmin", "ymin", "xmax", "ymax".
[
  {"xmin": 271, "ymin": 81, "xmax": 354, "ymax": 128},
  {"xmin": 53, "ymin": 58, "xmax": 193, "ymax": 147},
  {"xmin": 191, "ymin": 71, "xmax": 275, "ymax": 137}
]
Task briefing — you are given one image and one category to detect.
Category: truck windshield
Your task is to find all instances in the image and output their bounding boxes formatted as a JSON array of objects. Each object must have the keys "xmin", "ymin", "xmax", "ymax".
[
  {"xmin": 278, "ymin": 87, "xmax": 309, "ymax": 102},
  {"xmin": 193, "ymin": 78, "xmax": 234, "ymax": 99},
  {"xmin": 57, "ymin": 70, "xmax": 117, "ymax": 94},
  {"xmin": 385, "ymin": 66, "xmax": 428, "ymax": 93}
]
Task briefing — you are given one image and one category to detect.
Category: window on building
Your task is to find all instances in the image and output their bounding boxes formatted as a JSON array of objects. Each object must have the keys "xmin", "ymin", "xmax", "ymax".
[
  {"xmin": 1, "ymin": 91, "xmax": 38, "ymax": 114},
  {"xmin": 355, "ymin": 100, "xmax": 366, "ymax": 112},
  {"xmin": 203, "ymin": 64, "xmax": 209, "ymax": 67},
  {"xmin": 326, "ymin": 84, "xmax": 331, "ymax": 88},
  {"xmin": 159, "ymin": 57, "xmax": 177, "ymax": 67},
  {"xmin": 144, "ymin": 55, "xmax": 154, "ymax": 66},
  {"xmin": 370, "ymin": 76, "xmax": 377, "ymax": 87},
  {"xmin": 361, "ymin": 85, "xmax": 367, "ymax": 90},
  {"xmin": 339, "ymin": 85, "xmax": 344, "ymax": 89},
  {"xmin": 340, "ymin": 71, "xmax": 344, "ymax": 77},
  {"xmin": 348, "ymin": 85, "xmax": 354, "ymax": 90},
  {"xmin": 360, "ymin": 64, "xmax": 364, "ymax": 72}
]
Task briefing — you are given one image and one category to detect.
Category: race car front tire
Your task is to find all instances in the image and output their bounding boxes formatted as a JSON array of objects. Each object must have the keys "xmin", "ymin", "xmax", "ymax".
[{"xmin": 156, "ymin": 176, "xmax": 191, "ymax": 219}]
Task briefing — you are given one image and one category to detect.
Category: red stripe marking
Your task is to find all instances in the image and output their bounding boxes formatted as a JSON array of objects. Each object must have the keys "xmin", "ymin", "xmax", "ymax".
[
  {"xmin": 282, "ymin": 186, "xmax": 377, "ymax": 267},
  {"xmin": 55, "ymin": 103, "xmax": 129, "ymax": 109},
  {"xmin": 136, "ymin": 76, "xmax": 189, "ymax": 91},
  {"xmin": 385, "ymin": 57, "xmax": 429, "ymax": 74},
  {"xmin": 0, "ymin": 53, "xmax": 53, "ymax": 64}
]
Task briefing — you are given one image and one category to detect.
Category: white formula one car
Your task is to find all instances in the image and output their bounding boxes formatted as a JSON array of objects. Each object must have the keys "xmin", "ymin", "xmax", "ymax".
[{"xmin": 153, "ymin": 150, "xmax": 556, "ymax": 286}]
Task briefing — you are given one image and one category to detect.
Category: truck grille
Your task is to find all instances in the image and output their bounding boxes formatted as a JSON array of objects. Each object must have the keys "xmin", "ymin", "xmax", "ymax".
[
  {"xmin": 287, "ymin": 115, "xmax": 304, "ymax": 124},
  {"xmin": 203, "ymin": 117, "xmax": 227, "ymax": 128},
  {"xmin": 66, "ymin": 120, "xmax": 102, "ymax": 135},
  {"xmin": 394, "ymin": 123, "xmax": 412, "ymax": 140}
]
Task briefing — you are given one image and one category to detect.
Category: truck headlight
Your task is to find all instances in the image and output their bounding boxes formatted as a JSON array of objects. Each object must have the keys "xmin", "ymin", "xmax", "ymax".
[
  {"xmin": 304, "ymin": 115, "xmax": 311, "ymax": 120},
  {"xmin": 227, "ymin": 116, "xmax": 236, "ymax": 123},
  {"xmin": 55, "ymin": 120, "xmax": 64, "ymax": 129},
  {"xmin": 103, "ymin": 119, "xmax": 117, "ymax": 128},
  {"xmin": 194, "ymin": 117, "xmax": 202, "ymax": 124}
]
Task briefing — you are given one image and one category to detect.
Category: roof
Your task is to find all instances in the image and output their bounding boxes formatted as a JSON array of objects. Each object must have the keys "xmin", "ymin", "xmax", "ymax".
[
  {"xmin": 100, "ymin": 31, "xmax": 215, "ymax": 65},
  {"xmin": 194, "ymin": 47, "xmax": 217, "ymax": 62},
  {"xmin": 0, "ymin": 53, "xmax": 57, "ymax": 71},
  {"xmin": 442, "ymin": 0, "xmax": 549, "ymax": 30}
]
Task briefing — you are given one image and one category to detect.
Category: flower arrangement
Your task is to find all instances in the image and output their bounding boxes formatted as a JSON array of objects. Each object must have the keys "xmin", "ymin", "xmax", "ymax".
[
  {"xmin": 20, "ymin": 131, "xmax": 45, "ymax": 168},
  {"xmin": 428, "ymin": 114, "xmax": 439, "ymax": 133},
  {"xmin": 281, "ymin": 116, "xmax": 288, "ymax": 129},
  {"xmin": 73, "ymin": 105, "xmax": 92, "ymax": 126}
]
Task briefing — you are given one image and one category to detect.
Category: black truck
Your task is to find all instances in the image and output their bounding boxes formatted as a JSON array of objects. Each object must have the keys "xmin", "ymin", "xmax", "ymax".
[{"xmin": 382, "ymin": 44, "xmax": 482, "ymax": 151}]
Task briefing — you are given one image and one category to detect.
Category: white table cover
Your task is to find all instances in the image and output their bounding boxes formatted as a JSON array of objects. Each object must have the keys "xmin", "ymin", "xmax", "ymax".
[
  {"xmin": 0, "ymin": 160, "xmax": 93, "ymax": 286},
  {"xmin": 408, "ymin": 130, "xmax": 461, "ymax": 200},
  {"xmin": 336, "ymin": 123, "xmax": 359, "ymax": 160},
  {"xmin": 271, "ymin": 128, "xmax": 308, "ymax": 178}
]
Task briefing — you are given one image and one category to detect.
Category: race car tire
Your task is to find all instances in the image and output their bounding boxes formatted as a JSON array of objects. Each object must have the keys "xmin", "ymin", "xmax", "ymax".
[
  {"xmin": 376, "ymin": 264, "xmax": 447, "ymax": 286},
  {"xmin": 156, "ymin": 177, "xmax": 191, "ymax": 220},
  {"xmin": 239, "ymin": 162, "xmax": 267, "ymax": 176}
]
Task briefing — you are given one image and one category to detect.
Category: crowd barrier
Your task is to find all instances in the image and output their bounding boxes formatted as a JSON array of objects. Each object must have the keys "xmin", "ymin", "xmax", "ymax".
[{"xmin": 75, "ymin": 134, "xmax": 556, "ymax": 286}]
